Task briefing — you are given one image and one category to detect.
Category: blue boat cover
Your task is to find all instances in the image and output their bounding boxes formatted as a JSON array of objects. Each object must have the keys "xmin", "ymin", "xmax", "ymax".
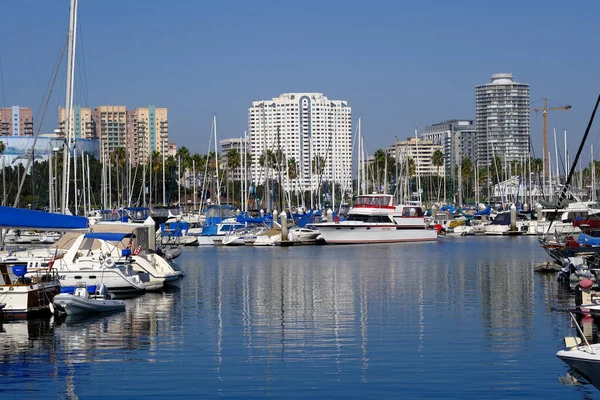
[
  {"xmin": 0, "ymin": 206, "xmax": 88, "ymax": 230},
  {"xmin": 578, "ymin": 233, "xmax": 600, "ymax": 246},
  {"xmin": 84, "ymin": 232, "xmax": 134, "ymax": 241},
  {"xmin": 475, "ymin": 206, "xmax": 492, "ymax": 216}
]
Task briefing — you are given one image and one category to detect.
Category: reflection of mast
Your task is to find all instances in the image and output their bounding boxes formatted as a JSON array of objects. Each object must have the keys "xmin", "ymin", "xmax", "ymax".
[
  {"xmin": 216, "ymin": 262, "xmax": 223, "ymax": 381},
  {"xmin": 359, "ymin": 273, "xmax": 369, "ymax": 381},
  {"xmin": 418, "ymin": 264, "xmax": 424, "ymax": 352},
  {"xmin": 243, "ymin": 265, "xmax": 253, "ymax": 360},
  {"xmin": 65, "ymin": 363, "xmax": 78, "ymax": 400},
  {"xmin": 333, "ymin": 265, "xmax": 341, "ymax": 373}
]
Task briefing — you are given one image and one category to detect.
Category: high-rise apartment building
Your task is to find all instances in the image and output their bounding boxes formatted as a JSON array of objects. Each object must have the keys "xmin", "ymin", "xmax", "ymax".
[
  {"xmin": 132, "ymin": 105, "xmax": 169, "ymax": 164},
  {"xmin": 59, "ymin": 105, "xmax": 169, "ymax": 164},
  {"xmin": 0, "ymin": 106, "xmax": 33, "ymax": 136},
  {"xmin": 422, "ymin": 119, "xmax": 477, "ymax": 177},
  {"xmin": 59, "ymin": 106, "xmax": 96, "ymax": 139},
  {"xmin": 93, "ymin": 106, "xmax": 128, "ymax": 162},
  {"xmin": 475, "ymin": 73, "xmax": 530, "ymax": 165},
  {"xmin": 248, "ymin": 93, "xmax": 352, "ymax": 191}
]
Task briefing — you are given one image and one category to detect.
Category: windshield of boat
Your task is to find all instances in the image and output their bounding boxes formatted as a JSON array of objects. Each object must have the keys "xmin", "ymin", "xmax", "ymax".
[
  {"xmin": 401, "ymin": 207, "xmax": 424, "ymax": 217},
  {"xmin": 354, "ymin": 196, "xmax": 393, "ymax": 207}
]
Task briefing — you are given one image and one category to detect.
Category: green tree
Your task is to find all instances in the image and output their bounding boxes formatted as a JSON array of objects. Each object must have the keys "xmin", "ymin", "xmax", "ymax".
[{"xmin": 226, "ymin": 148, "xmax": 241, "ymax": 204}]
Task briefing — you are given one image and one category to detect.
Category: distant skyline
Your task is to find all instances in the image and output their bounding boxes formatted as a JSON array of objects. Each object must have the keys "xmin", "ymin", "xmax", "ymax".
[{"xmin": 0, "ymin": 0, "xmax": 598, "ymax": 161}]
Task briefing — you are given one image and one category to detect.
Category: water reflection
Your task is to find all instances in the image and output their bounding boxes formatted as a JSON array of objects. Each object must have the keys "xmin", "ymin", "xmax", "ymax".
[{"xmin": 0, "ymin": 237, "xmax": 588, "ymax": 398}]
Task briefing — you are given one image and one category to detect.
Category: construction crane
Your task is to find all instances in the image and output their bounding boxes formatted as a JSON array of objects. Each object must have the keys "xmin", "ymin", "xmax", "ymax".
[{"xmin": 531, "ymin": 98, "xmax": 571, "ymax": 179}]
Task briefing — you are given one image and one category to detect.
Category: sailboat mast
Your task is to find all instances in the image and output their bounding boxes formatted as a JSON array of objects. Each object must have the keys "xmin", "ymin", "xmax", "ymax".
[
  {"xmin": 81, "ymin": 150, "xmax": 85, "ymax": 215},
  {"xmin": 61, "ymin": 0, "xmax": 78, "ymax": 214},
  {"xmin": 553, "ymin": 127, "xmax": 559, "ymax": 184},
  {"xmin": 213, "ymin": 115, "xmax": 221, "ymax": 206},
  {"xmin": 74, "ymin": 141, "xmax": 78, "ymax": 215},
  {"xmin": 86, "ymin": 154, "xmax": 90, "ymax": 214},
  {"xmin": 162, "ymin": 138, "xmax": 166, "ymax": 206},
  {"xmin": 357, "ymin": 118, "xmax": 361, "ymax": 197}
]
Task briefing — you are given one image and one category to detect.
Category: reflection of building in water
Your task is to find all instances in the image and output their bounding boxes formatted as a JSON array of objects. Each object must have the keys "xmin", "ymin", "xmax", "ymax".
[
  {"xmin": 478, "ymin": 257, "xmax": 535, "ymax": 342},
  {"xmin": 248, "ymin": 259, "xmax": 357, "ymax": 357}
]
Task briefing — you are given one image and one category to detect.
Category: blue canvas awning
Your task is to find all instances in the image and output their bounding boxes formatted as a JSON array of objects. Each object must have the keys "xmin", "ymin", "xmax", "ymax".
[
  {"xmin": 84, "ymin": 232, "xmax": 135, "ymax": 241},
  {"xmin": 0, "ymin": 206, "xmax": 88, "ymax": 230}
]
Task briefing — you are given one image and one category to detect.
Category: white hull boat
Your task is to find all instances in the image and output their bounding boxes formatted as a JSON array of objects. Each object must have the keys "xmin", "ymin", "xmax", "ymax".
[
  {"xmin": 557, "ymin": 312, "xmax": 600, "ymax": 389},
  {"xmin": 312, "ymin": 195, "xmax": 437, "ymax": 244},
  {"xmin": 0, "ymin": 264, "xmax": 60, "ymax": 319},
  {"xmin": 288, "ymin": 228, "xmax": 320, "ymax": 243},
  {"xmin": 53, "ymin": 283, "xmax": 125, "ymax": 315}
]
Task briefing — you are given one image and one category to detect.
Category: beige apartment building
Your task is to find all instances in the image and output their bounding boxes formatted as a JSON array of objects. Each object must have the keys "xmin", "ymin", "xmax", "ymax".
[
  {"xmin": 58, "ymin": 105, "xmax": 169, "ymax": 164},
  {"xmin": 387, "ymin": 137, "xmax": 444, "ymax": 177},
  {"xmin": 0, "ymin": 106, "xmax": 33, "ymax": 136},
  {"xmin": 58, "ymin": 106, "xmax": 96, "ymax": 139}
]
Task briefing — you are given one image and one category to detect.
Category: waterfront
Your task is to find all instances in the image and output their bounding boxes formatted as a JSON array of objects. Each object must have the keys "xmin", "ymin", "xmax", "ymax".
[{"xmin": 1, "ymin": 236, "xmax": 598, "ymax": 399}]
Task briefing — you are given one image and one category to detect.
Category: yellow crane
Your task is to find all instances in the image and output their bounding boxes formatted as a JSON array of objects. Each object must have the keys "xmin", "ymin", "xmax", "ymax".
[{"xmin": 531, "ymin": 98, "xmax": 571, "ymax": 178}]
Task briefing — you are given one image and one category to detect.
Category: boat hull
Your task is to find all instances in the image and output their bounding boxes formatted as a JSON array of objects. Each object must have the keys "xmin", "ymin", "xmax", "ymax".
[
  {"xmin": 314, "ymin": 224, "xmax": 437, "ymax": 244},
  {"xmin": 0, "ymin": 282, "xmax": 60, "ymax": 320},
  {"xmin": 557, "ymin": 350, "xmax": 600, "ymax": 389}
]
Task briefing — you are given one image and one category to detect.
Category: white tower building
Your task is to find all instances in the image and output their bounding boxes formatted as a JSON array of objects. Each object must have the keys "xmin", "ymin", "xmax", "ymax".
[
  {"xmin": 248, "ymin": 93, "xmax": 352, "ymax": 195},
  {"xmin": 475, "ymin": 73, "xmax": 530, "ymax": 165}
]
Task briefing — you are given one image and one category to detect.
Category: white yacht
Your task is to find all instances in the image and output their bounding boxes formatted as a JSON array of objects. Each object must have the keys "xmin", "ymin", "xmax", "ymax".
[{"xmin": 311, "ymin": 194, "xmax": 437, "ymax": 244}]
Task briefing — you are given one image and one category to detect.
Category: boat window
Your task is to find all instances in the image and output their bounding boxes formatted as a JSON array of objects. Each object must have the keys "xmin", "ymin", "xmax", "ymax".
[
  {"xmin": 346, "ymin": 215, "xmax": 393, "ymax": 223},
  {"xmin": 402, "ymin": 207, "xmax": 423, "ymax": 217}
]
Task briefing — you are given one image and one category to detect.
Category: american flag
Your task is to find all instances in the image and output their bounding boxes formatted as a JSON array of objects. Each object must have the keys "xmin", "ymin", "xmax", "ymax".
[{"xmin": 133, "ymin": 245, "xmax": 142, "ymax": 255}]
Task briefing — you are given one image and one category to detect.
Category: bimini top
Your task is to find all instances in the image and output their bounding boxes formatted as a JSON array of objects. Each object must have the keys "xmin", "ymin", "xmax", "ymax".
[
  {"xmin": 83, "ymin": 232, "xmax": 135, "ymax": 241},
  {"xmin": 0, "ymin": 206, "xmax": 88, "ymax": 230}
]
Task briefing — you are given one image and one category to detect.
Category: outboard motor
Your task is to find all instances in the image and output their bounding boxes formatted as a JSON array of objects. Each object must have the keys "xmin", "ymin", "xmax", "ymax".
[
  {"xmin": 95, "ymin": 283, "xmax": 110, "ymax": 299},
  {"xmin": 575, "ymin": 279, "xmax": 594, "ymax": 307}
]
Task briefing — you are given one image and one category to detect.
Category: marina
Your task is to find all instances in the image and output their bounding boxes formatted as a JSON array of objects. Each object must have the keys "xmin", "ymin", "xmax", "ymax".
[
  {"xmin": 1, "ymin": 237, "xmax": 597, "ymax": 399},
  {"xmin": 0, "ymin": 0, "xmax": 598, "ymax": 398}
]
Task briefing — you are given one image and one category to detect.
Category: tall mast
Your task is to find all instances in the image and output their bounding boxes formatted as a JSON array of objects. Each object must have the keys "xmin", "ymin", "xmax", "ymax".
[
  {"xmin": 61, "ymin": 0, "xmax": 78, "ymax": 214},
  {"xmin": 357, "ymin": 118, "xmax": 361, "ymax": 197},
  {"xmin": 86, "ymin": 154, "xmax": 91, "ymax": 214},
  {"xmin": 213, "ymin": 115, "xmax": 221, "ymax": 206},
  {"xmin": 162, "ymin": 136, "xmax": 166, "ymax": 206}
]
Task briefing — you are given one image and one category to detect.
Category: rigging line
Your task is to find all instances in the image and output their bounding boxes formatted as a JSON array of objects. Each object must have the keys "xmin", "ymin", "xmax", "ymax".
[
  {"xmin": 13, "ymin": 38, "xmax": 69, "ymax": 208},
  {"xmin": 546, "ymin": 94, "xmax": 600, "ymax": 235}
]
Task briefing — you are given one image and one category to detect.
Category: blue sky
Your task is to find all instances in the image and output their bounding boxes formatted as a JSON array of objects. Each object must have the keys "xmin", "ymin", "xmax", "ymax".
[{"xmin": 0, "ymin": 0, "xmax": 598, "ymax": 160}]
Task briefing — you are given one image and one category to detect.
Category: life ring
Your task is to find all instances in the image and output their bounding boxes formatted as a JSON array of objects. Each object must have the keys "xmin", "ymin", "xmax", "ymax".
[{"xmin": 103, "ymin": 257, "xmax": 115, "ymax": 268}]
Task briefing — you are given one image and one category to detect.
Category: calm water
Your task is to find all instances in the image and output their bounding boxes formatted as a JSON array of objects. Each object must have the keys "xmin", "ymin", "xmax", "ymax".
[{"xmin": 1, "ymin": 236, "xmax": 598, "ymax": 399}]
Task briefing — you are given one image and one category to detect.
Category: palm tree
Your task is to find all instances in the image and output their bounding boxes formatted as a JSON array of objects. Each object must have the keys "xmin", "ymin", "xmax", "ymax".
[
  {"xmin": 431, "ymin": 150, "xmax": 444, "ymax": 201},
  {"xmin": 226, "ymin": 148, "xmax": 241, "ymax": 204},
  {"xmin": 312, "ymin": 155, "xmax": 326, "ymax": 175},
  {"xmin": 150, "ymin": 150, "xmax": 161, "ymax": 204},
  {"xmin": 407, "ymin": 157, "xmax": 416, "ymax": 178},
  {"xmin": 176, "ymin": 146, "xmax": 192, "ymax": 196},
  {"xmin": 110, "ymin": 147, "xmax": 127, "ymax": 205},
  {"xmin": 461, "ymin": 157, "xmax": 474, "ymax": 201}
]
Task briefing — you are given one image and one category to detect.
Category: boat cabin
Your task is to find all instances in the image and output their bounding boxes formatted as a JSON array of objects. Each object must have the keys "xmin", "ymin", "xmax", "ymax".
[{"xmin": 353, "ymin": 195, "xmax": 396, "ymax": 208}]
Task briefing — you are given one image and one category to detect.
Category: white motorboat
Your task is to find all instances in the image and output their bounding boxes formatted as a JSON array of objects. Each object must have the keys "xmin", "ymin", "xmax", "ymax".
[
  {"xmin": 91, "ymin": 223, "xmax": 184, "ymax": 290},
  {"xmin": 311, "ymin": 195, "xmax": 437, "ymax": 244},
  {"xmin": 556, "ymin": 312, "xmax": 600, "ymax": 389},
  {"xmin": 288, "ymin": 228, "xmax": 320, "ymax": 243},
  {"xmin": 53, "ymin": 283, "xmax": 125, "ymax": 315},
  {"xmin": 0, "ymin": 232, "xmax": 146, "ymax": 297}
]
